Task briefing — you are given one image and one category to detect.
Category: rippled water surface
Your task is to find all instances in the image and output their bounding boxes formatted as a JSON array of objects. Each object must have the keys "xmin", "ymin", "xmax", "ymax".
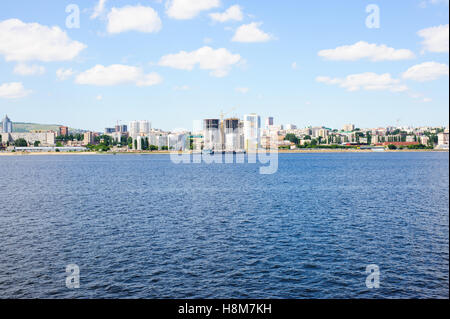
[{"xmin": 0, "ymin": 152, "xmax": 448, "ymax": 299}]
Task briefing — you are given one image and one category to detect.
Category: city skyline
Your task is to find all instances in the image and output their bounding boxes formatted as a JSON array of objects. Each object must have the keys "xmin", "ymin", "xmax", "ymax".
[{"xmin": 0, "ymin": 1, "xmax": 449, "ymax": 132}]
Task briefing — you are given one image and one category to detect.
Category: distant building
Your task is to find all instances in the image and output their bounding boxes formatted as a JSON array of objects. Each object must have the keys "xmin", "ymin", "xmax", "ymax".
[
  {"xmin": 168, "ymin": 133, "xmax": 188, "ymax": 151},
  {"xmin": 104, "ymin": 128, "xmax": 115, "ymax": 134},
  {"xmin": 115, "ymin": 125, "xmax": 127, "ymax": 133},
  {"xmin": 342, "ymin": 124, "xmax": 355, "ymax": 132},
  {"xmin": 318, "ymin": 129, "xmax": 329, "ymax": 138},
  {"xmin": 420, "ymin": 136, "xmax": 429, "ymax": 145},
  {"xmin": 129, "ymin": 121, "xmax": 140, "ymax": 138},
  {"xmin": 1, "ymin": 131, "xmax": 56, "ymax": 146},
  {"xmin": 83, "ymin": 132, "xmax": 95, "ymax": 145},
  {"xmin": 438, "ymin": 131, "xmax": 449, "ymax": 147},
  {"xmin": 129, "ymin": 121, "xmax": 151, "ymax": 138},
  {"xmin": 59, "ymin": 126, "xmax": 69, "ymax": 136},
  {"xmin": 243, "ymin": 113, "xmax": 261, "ymax": 151},
  {"xmin": 285, "ymin": 124, "xmax": 297, "ymax": 130},
  {"xmin": 265, "ymin": 117, "xmax": 274, "ymax": 129},
  {"xmin": 2, "ymin": 115, "xmax": 13, "ymax": 133},
  {"xmin": 224, "ymin": 118, "xmax": 241, "ymax": 151},
  {"xmin": 139, "ymin": 121, "xmax": 151, "ymax": 135},
  {"xmin": 203, "ymin": 119, "xmax": 221, "ymax": 151}
]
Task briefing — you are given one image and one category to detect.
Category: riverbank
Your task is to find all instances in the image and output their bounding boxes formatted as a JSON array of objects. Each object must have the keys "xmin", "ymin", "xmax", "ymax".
[{"xmin": 0, "ymin": 149, "xmax": 448, "ymax": 156}]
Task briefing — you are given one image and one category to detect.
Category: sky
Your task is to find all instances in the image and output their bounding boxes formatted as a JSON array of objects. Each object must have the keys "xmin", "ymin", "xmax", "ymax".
[{"xmin": 0, "ymin": 0, "xmax": 448, "ymax": 132}]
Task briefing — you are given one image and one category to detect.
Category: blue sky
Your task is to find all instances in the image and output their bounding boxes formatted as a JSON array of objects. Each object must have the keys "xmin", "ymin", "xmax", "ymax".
[{"xmin": 0, "ymin": 0, "xmax": 448, "ymax": 131}]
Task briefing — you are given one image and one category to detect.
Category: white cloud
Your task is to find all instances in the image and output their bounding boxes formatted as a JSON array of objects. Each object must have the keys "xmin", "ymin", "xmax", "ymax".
[
  {"xmin": 409, "ymin": 92, "xmax": 433, "ymax": 103},
  {"xmin": 0, "ymin": 19, "xmax": 86, "ymax": 62},
  {"xmin": 13, "ymin": 63, "xmax": 45, "ymax": 76},
  {"xmin": 166, "ymin": 0, "xmax": 220, "ymax": 20},
  {"xmin": 210, "ymin": 5, "xmax": 243, "ymax": 22},
  {"xmin": 56, "ymin": 68, "xmax": 75, "ymax": 81},
  {"xmin": 75, "ymin": 64, "xmax": 162, "ymax": 86},
  {"xmin": 418, "ymin": 24, "xmax": 449, "ymax": 53},
  {"xmin": 316, "ymin": 73, "xmax": 408, "ymax": 92},
  {"xmin": 158, "ymin": 46, "xmax": 242, "ymax": 77},
  {"xmin": 236, "ymin": 87, "xmax": 249, "ymax": 94},
  {"xmin": 291, "ymin": 62, "xmax": 298, "ymax": 70},
  {"xmin": 232, "ymin": 22, "xmax": 273, "ymax": 43},
  {"xmin": 318, "ymin": 41, "xmax": 415, "ymax": 61},
  {"xmin": 107, "ymin": 6, "xmax": 162, "ymax": 34},
  {"xmin": 91, "ymin": 0, "xmax": 108, "ymax": 19},
  {"xmin": 96, "ymin": 94, "xmax": 103, "ymax": 101},
  {"xmin": 402, "ymin": 62, "xmax": 449, "ymax": 82},
  {"xmin": 0, "ymin": 82, "xmax": 31, "ymax": 99}
]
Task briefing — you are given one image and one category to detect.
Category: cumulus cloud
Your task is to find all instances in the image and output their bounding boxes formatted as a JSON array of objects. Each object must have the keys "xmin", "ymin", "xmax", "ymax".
[
  {"xmin": 107, "ymin": 6, "xmax": 162, "ymax": 34},
  {"xmin": 318, "ymin": 41, "xmax": 416, "ymax": 61},
  {"xmin": 166, "ymin": 0, "xmax": 220, "ymax": 20},
  {"xmin": 232, "ymin": 22, "xmax": 273, "ymax": 43},
  {"xmin": 91, "ymin": 0, "xmax": 108, "ymax": 19},
  {"xmin": 409, "ymin": 92, "xmax": 433, "ymax": 103},
  {"xmin": 158, "ymin": 46, "xmax": 242, "ymax": 77},
  {"xmin": 13, "ymin": 63, "xmax": 45, "ymax": 76},
  {"xmin": 210, "ymin": 5, "xmax": 243, "ymax": 22},
  {"xmin": 316, "ymin": 73, "xmax": 408, "ymax": 92},
  {"xmin": 402, "ymin": 62, "xmax": 449, "ymax": 82},
  {"xmin": 75, "ymin": 64, "xmax": 162, "ymax": 86},
  {"xmin": 0, "ymin": 19, "xmax": 86, "ymax": 62},
  {"xmin": 0, "ymin": 82, "xmax": 31, "ymax": 99},
  {"xmin": 418, "ymin": 24, "xmax": 449, "ymax": 53},
  {"xmin": 56, "ymin": 68, "xmax": 75, "ymax": 81}
]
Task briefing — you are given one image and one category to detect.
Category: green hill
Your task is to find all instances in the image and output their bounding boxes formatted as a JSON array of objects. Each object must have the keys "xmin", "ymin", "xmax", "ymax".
[
  {"xmin": 11, "ymin": 122, "xmax": 62, "ymax": 133},
  {"xmin": 0, "ymin": 122, "xmax": 84, "ymax": 133}
]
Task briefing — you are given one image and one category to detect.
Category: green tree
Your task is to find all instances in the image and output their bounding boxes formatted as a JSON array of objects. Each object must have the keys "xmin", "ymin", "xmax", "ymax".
[
  {"xmin": 34, "ymin": 141, "xmax": 41, "ymax": 147},
  {"xmin": 14, "ymin": 138, "xmax": 28, "ymax": 147},
  {"xmin": 284, "ymin": 133, "xmax": 299, "ymax": 145},
  {"xmin": 387, "ymin": 144, "xmax": 397, "ymax": 150}
]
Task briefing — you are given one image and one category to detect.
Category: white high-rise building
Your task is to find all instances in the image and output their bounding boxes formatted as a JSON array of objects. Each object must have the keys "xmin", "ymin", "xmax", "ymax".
[
  {"xmin": 243, "ymin": 113, "xmax": 261, "ymax": 151},
  {"xmin": 129, "ymin": 120, "xmax": 151, "ymax": 138},
  {"xmin": 203, "ymin": 119, "xmax": 221, "ymax": 151},
  {"xmin": 129, "ymin": 121, "xmax": 140, "ymax": 138},
  {"xmin": 139, "ymin": 121, "xmax": 151, "ymax": 135}
]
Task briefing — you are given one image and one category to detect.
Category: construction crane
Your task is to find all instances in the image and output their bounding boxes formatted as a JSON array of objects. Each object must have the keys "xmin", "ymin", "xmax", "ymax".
[{"xmin": 220, "ymin": 107, "xmax": 237, "ymax": 122}]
